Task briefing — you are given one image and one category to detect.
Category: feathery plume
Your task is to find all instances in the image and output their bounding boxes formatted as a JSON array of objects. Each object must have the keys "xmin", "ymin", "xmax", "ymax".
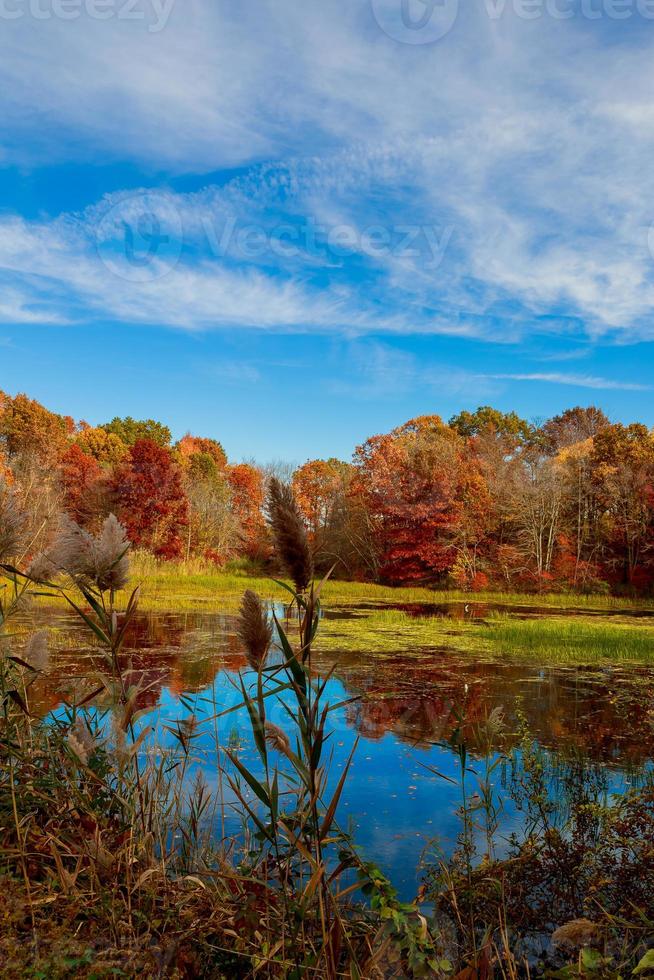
[
  {"xmin": 71, "ymin": 716, "xmax": 96, "ymax": 759},
  {"xmin": 266, "ymin": 478, "xmax": 313, "ymax": 593},
  {"xmin": 111, "ymin": 711, "xmax": 129, "ymax": 764},
  {"xmin": 26, "ymin": 551, "xmax": 57, "ymax": 583},
  {"xmin": 0, "ymin": 481, "xmax": 26, "ymax": 563},
  {"xmin": 552, "ymin": 919, "xmax": 599, "ymax": 948},
  {"xmin": 237, "ymin": 590, "xmax": 272, "ymax": 671},
  {"xmin": 67, "ymin": 726, "xmax": 90, "ymax": 766},
  {"xmin": 94, "ymin": 514, "xmax": 130, "ymax": 592},
  {"xmin": 49, "ymin": 513, "xmax": 130, "ymax": 593},
  {"xmin": 264, "ymin": 721, "xmax": 292, "ymax": 757},
  {"xmin": 24, "ymin": 631, "xmax": 49, "ymax": 672}
]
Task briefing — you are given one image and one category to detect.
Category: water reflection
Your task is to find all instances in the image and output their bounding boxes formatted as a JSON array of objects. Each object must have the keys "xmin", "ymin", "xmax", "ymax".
[
  {"xmin": 12, "ymin": 606, "xmax": 654, "ymax": 899},
  {"xmin": 16, "ymin": 607, "xmax": 654, "ymax": 764}
]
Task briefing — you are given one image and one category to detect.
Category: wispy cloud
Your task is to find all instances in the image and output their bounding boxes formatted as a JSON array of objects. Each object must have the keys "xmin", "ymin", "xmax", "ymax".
[
  {"xmin": 204, "ymin": 360, "xmax": 261, "ymax": 385},
  {"xmin": 329, "ymin": 345, "xmax": 650, "ymax": 400},
  {"xmin": 2, "ymin": 4, "xmax": 654, "ymax": 342},
  {"xmin": 327, "ymin": 342, "xmax": 498, "ymax": 401},
  {"xmin": 490, "ymin": 373, "xmax": 651, "ymax": 392}
]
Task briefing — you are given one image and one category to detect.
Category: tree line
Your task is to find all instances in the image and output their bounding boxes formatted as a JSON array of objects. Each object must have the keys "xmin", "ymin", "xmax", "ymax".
[{"xmin": 1, "ymin": 390, "xmax": 653, "ymax": 594}]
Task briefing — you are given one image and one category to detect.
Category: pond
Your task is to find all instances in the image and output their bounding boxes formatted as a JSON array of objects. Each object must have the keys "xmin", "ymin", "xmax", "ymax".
[{"xmin": 16, "ymin": 603, "xmax": 654, "ymax": 902}]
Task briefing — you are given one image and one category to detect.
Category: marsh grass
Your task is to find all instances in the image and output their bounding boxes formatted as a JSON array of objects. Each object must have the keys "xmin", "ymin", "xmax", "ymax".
[{"xmin": 485, "ymin": 613, "xmax": 654, "ymax": 662}]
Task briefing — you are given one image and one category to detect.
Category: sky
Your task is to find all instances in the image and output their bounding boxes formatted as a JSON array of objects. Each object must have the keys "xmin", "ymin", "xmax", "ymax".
[{"xmin": 1, "ymin": 0, "xmax": 654, "ymax": 464}]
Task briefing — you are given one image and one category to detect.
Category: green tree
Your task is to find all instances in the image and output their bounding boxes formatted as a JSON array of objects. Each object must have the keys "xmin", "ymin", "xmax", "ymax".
[
  {"xmin": 449, "ymin": 406, "xmax": 532, "ymax": 444},
  {"xmin": 102, "ymin": 416, "xmax": 171, "ymax": 448}
]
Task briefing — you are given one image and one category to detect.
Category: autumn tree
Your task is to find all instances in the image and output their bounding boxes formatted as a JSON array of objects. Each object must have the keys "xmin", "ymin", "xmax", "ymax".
[
  {"xmin": 0, "ymin": 392, "xmax": 72, "ymax": 463},
  {"xmin": 58, "ymin": 444, "xmax": 104, "ymax": 527},
  {"xmin": 292, "ymin": 458, "xmax": 367, "ymax": 574},
  {"xmin": 76, "ymin": 425, "xmax": 128, "ymax": 465},
  {"xmin": 227, "ymin": 463, "xmax": 266, "ymax": 560},
  {"xmin": 111, "ymin": 439, "xmax": 189, "ymax": 559},
  {"xmin": 353, "ymin": 416, "xmax": 465, "ymax": 584},
  {"xmin": 0, "ymin": 393, "xmax": 69, "ymax": 553},
  {"xmin": 590, "ymin": 423, "xmax": 654, "ymax": 588},
  {"xmin": 293, "ymin": 458, "xmax": 349, "ymax": 536},
  {"xmin": 176, "ymin": 434, "xmax": 227, "ymax": 471},
  {"xmin": 181, "ymin": 451, "xmax": 239, "ymax": 562},
  {"xmin": 449, "ymin": 406, "xmax": 532, "ymax": 445},
  {"xmin": 448, "ymin": 458, "xmax": 495, "ymax": 590},
  {"xmin": 551, "ymin": 438, "xmax": 606, "ymax": 590},
  {"xmin": 505, "ymin": 447, "xmax": 565, "ymax": 586},
  {"xmin": 539, "ymin": 406, "xmax": 610, "ymax": 454},
  {"xmin": 102, "ymin": 416, "xmax": 172, "ymax": 448}
]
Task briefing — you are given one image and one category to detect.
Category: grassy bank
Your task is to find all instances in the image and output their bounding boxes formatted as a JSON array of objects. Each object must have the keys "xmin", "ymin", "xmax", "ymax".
[
  {"xmin": 108, "ymin": 553, "xmax": 654, "ymax": 614},
  {"xmin": 33, "ymin": 553, "xmax": 654, "ymax": 665}
]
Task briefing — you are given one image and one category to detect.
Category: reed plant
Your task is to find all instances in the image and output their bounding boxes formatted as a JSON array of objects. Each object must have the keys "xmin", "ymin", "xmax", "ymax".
[{"xmin": 0, "ymin": 480, "xmax": 441, "ymax": 977}]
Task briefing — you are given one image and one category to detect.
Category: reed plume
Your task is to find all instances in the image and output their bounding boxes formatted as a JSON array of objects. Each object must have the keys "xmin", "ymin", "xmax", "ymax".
[
  {"xmin": 264, "ymin": 721, "xmax": 292, "ymax": 757},
  {"xmin": 49, "ymin": 513, "xmax": 130, "ymax": 593},
  {"xmin": 237, "ymin": 589, "xmax": 272, "ymax": 671},
  {"xmin": 266, "ymin": 477, "xmax": 313, "ymax": 593},
  {"xmin": 69, "ymin": 716, "xmax": 96, "ymax": 765},
  {"xmin": 552, "ymin": 918, "xmax": 599, "ymax": 948},
  {"xmin": 26, "ymin": 550, "xmax": 56, "ymax": 583},
  {"xmin": 66, "ymin": 732, "xmax": 89, "ymax": 766},
  {"xmin": 482, "ymin": 706, "xmax": 505, "ymax": 741},
  {"xmin": 95, "ymin": 514, "xmax": 131, "ymax": 592}
]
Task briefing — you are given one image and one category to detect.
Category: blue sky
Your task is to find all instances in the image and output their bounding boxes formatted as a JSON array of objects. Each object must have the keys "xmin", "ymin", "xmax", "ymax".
[{"xmin": 1, "ymin": 0, "xmax": 654, "ymax": 464}]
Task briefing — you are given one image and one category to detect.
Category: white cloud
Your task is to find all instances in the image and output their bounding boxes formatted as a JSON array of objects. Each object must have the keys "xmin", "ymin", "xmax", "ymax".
[
  {"xmin": 328, "ymin": 343, "xmax": 650, "ymax": 400},
  {"xmin": 2, "ymin": 4, "xmax": 654, "ymax": 338},
  {"xmin": 0, "ymin": 285, "xmax": 68, "ymax": 325},
  {"xmin": 491, "ymin": 372, "xmax": 651, "ymax": 391}
]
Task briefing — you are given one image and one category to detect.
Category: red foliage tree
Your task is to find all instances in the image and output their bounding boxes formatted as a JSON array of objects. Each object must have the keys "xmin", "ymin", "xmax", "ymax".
[
  {"xmin": 58, "ymin": 444, "xmax": 103, "ymax": 526},
  {"xmin": 353, "ymin": 416, "xmax": 465, "ymax": 584},
  {"xmin": 111, "ymin": 439, "xmax": 189, "ymax": 559}
]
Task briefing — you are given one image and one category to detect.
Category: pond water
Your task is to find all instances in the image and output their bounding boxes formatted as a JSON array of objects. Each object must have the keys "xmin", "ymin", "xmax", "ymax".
[{"xmin": 17, "ymin": 604, "xmax": 654, "ymax": 901}]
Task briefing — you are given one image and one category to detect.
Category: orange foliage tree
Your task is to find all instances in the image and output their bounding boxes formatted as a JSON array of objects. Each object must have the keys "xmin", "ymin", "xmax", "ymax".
[
  {"xmin": 590, "ymin": 423, "xmax": 654, "ymax": 588},
  {"xmin": 227, "ymin": 463, "xmax": 266, "ymax": 560},
  {"xmin": 292, "ymin": 459, "xmax": 350, "ymax": 537},
  {"xmin": 0, "ymin": 392, "xmax": 72, "ymax": 462},
  {"xmin": 176, "ymin": 434, "xmax": 227, "ymax": 471}
]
